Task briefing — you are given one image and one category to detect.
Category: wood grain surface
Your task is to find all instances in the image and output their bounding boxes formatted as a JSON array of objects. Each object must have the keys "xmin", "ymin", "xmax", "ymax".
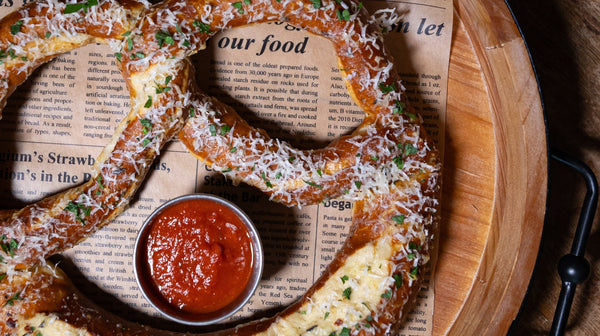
[
  {"xmin": 506, "ymin": 1, "xmax": 600, "ymax": 335},
  {"xmin": 433, "ymin": 0, "xmax": 548, "ymax": 334}
]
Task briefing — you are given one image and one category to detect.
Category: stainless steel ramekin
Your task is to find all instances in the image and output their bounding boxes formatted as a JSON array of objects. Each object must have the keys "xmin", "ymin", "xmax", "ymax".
[{"xmin": 133, "ymin": 193, "xmax": 263, "ymax": 326}]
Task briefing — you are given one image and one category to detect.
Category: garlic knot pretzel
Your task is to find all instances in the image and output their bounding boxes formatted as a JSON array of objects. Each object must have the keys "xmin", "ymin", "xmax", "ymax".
[{"xmin": 0, "ymin": 0, "xmax": 441, "ymax": 335}]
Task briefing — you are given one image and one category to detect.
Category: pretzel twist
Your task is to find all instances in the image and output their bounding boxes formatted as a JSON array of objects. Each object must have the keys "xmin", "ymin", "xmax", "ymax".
[{"xmin": 0, "ymin": 0, "xmax": 441, "ymax": 335}]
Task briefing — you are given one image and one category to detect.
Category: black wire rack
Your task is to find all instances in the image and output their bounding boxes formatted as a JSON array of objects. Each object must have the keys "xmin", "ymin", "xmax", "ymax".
[
  {"xmin": 507, "ymin": 150, "xmax": 598, "ymax": 336},
  {"xmin": 546, "ymin": 150, "xmax": 598, "ymax": 335}
]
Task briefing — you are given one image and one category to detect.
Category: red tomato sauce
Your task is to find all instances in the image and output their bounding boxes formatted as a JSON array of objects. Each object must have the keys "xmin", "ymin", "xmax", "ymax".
[{"xmin": 140, "ymin": 198, "xmax": 254, "ymax": 314}]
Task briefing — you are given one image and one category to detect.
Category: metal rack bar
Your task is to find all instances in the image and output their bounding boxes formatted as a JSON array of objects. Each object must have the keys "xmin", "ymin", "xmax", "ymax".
[{"xmin": 548, "ymin": 149, "xmax": 598, "ymax": 336}]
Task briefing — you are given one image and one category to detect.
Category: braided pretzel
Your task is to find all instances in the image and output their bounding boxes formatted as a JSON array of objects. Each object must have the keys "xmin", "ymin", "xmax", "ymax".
[{"xmin": 0, "ymin": 0, "xmax": 440, "ymax": 335}]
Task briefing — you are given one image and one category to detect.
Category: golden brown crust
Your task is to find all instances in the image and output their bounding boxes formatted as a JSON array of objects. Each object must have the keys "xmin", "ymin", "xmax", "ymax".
[
  {"xmin": 0, "ymin": 0, "xmax": 146, "ymax": 115},
  {"xmin": 0, "ymin": 0, "xmax": 441, "ymax": 335}
]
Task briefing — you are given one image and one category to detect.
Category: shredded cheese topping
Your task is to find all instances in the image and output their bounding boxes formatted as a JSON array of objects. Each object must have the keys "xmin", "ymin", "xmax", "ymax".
[{"xmin": 0, "ymin": 1, "xmax": 441, "ymax": 335}]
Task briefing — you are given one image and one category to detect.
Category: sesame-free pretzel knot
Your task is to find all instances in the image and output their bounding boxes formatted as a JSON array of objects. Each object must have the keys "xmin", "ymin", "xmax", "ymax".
[{"xmin": 0, "ymin": 0, "xmax": 440, "ymax": 335}]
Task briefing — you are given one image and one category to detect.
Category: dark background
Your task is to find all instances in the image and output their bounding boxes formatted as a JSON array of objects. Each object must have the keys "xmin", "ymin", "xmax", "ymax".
[{"xmin": 505, "ymin": 0, "xmax": 599, "ymax": 335}]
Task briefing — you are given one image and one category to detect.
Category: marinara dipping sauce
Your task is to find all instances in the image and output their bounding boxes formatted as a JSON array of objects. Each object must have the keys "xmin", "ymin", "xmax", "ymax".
[{"xmin": 134, "ymin": 194, "xmax": 263, "ymax": 325}]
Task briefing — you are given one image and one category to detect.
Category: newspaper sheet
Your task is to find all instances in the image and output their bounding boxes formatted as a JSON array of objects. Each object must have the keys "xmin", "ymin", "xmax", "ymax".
[{"xmin": 0, "ymin": 0, "xmax": 452, "ymax": 334}]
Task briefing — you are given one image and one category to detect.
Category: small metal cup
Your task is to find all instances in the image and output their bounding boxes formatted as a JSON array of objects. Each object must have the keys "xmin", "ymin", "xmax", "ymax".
[{"xmin": 133, "ymin": 193, "xmax": 263, "ymax": 326}]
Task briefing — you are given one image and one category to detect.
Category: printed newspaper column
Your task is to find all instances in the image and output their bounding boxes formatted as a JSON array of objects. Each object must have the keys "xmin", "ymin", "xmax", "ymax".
[
  {"xmin": 366, "ymin": 0, "xmax": 451, "ymax": 155},
  {"xmin": 0, "ymin": 50, "xmax": 82, "ymax": 145},
  {"xmin": 0, "ymin": 0, "xmax": 452, "ymax": 333},
  {"xmin": 365, "ymin": 1, "xmax": 452, "ymax": 335},
  {"xmin": 81, "ymin": 46, "xmax": 131, "ymax": 140},
  {"xmin": 0, "ymin": 44, "xmax": 118, "ymax": 206}
]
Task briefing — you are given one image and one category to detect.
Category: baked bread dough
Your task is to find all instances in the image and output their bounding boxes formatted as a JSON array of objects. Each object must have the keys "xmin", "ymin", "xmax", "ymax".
[{"xmin": 0, "ymin": 0, "xmax": 441, "ymax": 335}]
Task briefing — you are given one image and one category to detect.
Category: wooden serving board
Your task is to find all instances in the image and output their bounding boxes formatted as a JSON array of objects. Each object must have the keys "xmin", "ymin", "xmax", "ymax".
[{"xmin": 434, "ymin": 0, "xmax": 547, "ymax": 335}]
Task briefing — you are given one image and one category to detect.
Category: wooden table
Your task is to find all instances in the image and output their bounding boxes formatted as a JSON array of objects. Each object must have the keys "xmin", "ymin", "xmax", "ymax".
[{"xmin": 506, "ymin": 1, "xmax": 600, "ymax": 335}]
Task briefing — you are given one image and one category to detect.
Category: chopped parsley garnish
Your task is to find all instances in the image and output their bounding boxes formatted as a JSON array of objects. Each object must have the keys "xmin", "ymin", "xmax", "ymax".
[
  {"xmin": 261, "ymin": 172, "xmax": 273, "ymax": 188},
  {"xmin": 209, "ymin": 124, "xmax": 217, "ymax": 136},
  {"xmin": 392, "ymin": 155, "xmax": 404, "ymax": 170},
  {"xmin": 340, "ymin": 275, "xmax": 349, "ymax": 284},
  {"xmin": 275, "ymin": 172, "xmax": 282, "ymax": 179},
  {"xmin": 154, "ymin": 76, "xmax": 172, "ymax": 94},
  {"xmin": 339, "ymin": 328, "xmax": 351, "ymax": 336},
  {"xmin": 337, "ymin": 9, "xmax": 350, "ymax": 21},
  {"xmin": 324, "ymin": 311, "xmax": 330, "ymax": 320},
  {"xmin": 144, "ymin": 96, "xmax": 152, "ymax": 108},
  {"xmin": 140, "ymin": 118, "xmax": 152, "ymax": 134},
  {"xmin": 392, "ymin": 214, "xmax": 405, "ymax": 225},
  {"xmin": 0, "ymin": 273, "xmax": 5, "ymax": 281},
  {"xmin": 381, "ymin": 289, "xmax": 392, "ymax": 299},
  {"xmin": 407, "ymin": 253, "xmax": 416, "ymax": 260},
  {"xmin": 126, "ymin": 37, "xmax": 133, "ymax": 51},
  {"xmin": 64, "ymin": 0, "xmax": 98, "ymax": 14},
  {"xmin": 0, "ymin": 236, "xmax": 18, "ymax": 258},
  {"xmin": 131, "ymin": 51, "xmax": 145, "ymax": 59},
  {"xmin": 220, "ymin": 124, "xmax": 231, "ymax": 135},
  {"xmin": 404, "ymin": 143, "xmax": 418, "ymax": 155},
  {"xmin": 155, "ymin": 30, "xmax": 175, "ymax": 48},
  {"xmin": 193, "ymin": 20, "xmax": 212, "ymax": 33},
  {"xmin": 316, "ymin": 169, "xmax": 322, "ymax": 177},
  {"xmin": 189, "ymin": 107, "xmax": 196, "ymax": 118},
  {"xmin": 378, "ymin": 82, "xmax": 395, "ymax": 93},
  {"xmin": 410, "ymin": 267, "xmax": 419, "ymax": 279},
  {"xmin": 393, "ymin": 274, "xmax": 403, "ymax": 288},
  {"xmin": 64, "ymin": 202, "xmax": 79, "ymax": 217},
  {"xmin": 10, "ymin": 21, "xmax": 23, "ymax": 35},
  {"xmin": 409, "ymin": 242, "xmax": 421, "ymax": 250},
  {"xmin": 303, "ymin": 180, "xmax": 323, "ymax": 189},
  {"xmin": 354, "ymin": 181, "xmax": 362, "ymax": 189},
  {"xmin": 232, "ymin": 2, "xmax": 244, "ymax": 13},
  {"xmin": 114, "ymin": 52, "xmax": 123, "ymax": 62},
  {"xmin": 96, "ymin": 175, "xmax": 105, "ymax": 190},
  {"xmin": 342, "ymin": 287, "xmax": 352, "ymax": 300},
  {"xmin": 142, "ymin": 137, "xmax": 152, "ymax": 147},
  {"xmin": 64, "ymin": 201, "xmax": 91, "ymax": 225},
  {"xmin": 312, "ymin": 0, "xmax": 321, "ymax": 9},
  {"xmin": 3, "ymin": 292, "xmax": 23, "ymax": 307},
  {"xmin": 393, "ymin": 100, "xmax": 406, "ymax": 114},
  {"xmin": 44, "ymin": 32, "xmax": 51, "ymax": 38},
  {"xmin": 230, "ymin": 147, "xmax": 237, "ymax": 153}
]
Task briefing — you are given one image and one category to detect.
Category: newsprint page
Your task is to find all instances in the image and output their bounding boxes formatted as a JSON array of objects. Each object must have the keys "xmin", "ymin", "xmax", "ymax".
[{"xmin": 0, "ymin": 0, "xmax": 452, "ymax": 334}]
